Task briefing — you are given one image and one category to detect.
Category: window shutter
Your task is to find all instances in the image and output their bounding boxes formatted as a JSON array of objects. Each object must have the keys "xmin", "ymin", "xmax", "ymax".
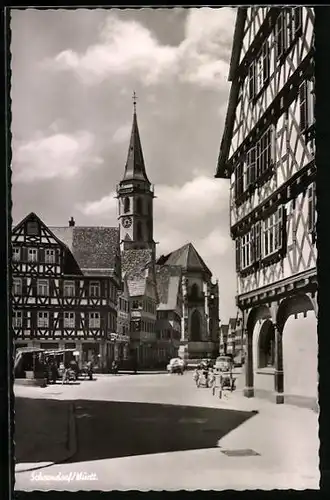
[
  {"xmin": 251, "ymin": 226, "xmax": 256, "ymax": 263},
  {"xmin": 308, "ymin": 79, "xmax": 315, "ymax": 128},
  {"xmin": 31, "ymin": 278, "xmax": 37, "ymax": 296},
  {"xmin": 235, "ymin": 238, "xmax": 241, "ymax": 272},
  {"xmin": 263, "ymin": 42, "xmax": 270, "ymax": 81},
  {"xmin": 49, "ymin": 311, "xmax": 54, "ymax": 331},
  {"xmin": 279, "ymin": 206, "xmax": 287, "ymax": 254},
  {"xmin": 49, "ymin": 279, "xmax": 55, "ymax": 298},
  {"xmin": 22, "ymin": 278, "xmax": 28, "ymax": 296},
  {"xmin": 293, "ymin": 7, "xmax": 302, "ymax": 35},
  {"xmin": 248, "ymin": 64, "xmax": 255, "ymax": 99},
  {"xmin": 270, "ymin": 126, "xmax": 276, "ymax": 168},
  {"xmin": 254, "ymin": 221, "xmax": 261, "ymax": 261},
  {"xmin": 39, "ymin": 248, "xmax": 45, "ymax": 263},
  {"xmin": 299, "ymin": 81, "xmax": 307, "ymax": 132},
  {"xmin": 250, "ymin": 147, "xmax": 256, "ymax": 184},
  {"xmin": 100, "ymin": 313, "xmax": 105, "ymax": 334},
  {"xmin": 22, "ymin": 247, "xmax": 28, "ymax": 262}
]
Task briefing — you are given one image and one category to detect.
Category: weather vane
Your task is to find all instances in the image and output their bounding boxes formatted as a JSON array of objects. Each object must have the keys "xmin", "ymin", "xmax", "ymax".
[{"xmin": 132, "ymin": 91, "xmax": 137, "ymax": 113}]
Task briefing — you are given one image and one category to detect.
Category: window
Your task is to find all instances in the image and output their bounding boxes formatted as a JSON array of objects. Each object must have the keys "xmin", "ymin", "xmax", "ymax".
[
  {"xmin": 256, "ymin": 128, "xmax": 273, "ymax": 177},
  {"xmin": 276, "ymin": 9, "xmax": 302, "ymax": 59},
  {"xmin": 13, "ymin": 278, "xmax": 22, "ymax": 295},
  {"xmin": 262, "ymin": 208, "xmax": 283, "ymax": 257},
  {"xmin": 245, "ymin": 147, "xmax": 257, "ymax": 189},
  {"xmin": 136, "ymin": 198, "xmax": 142, "ymax": 215},
  {"xmin": 234, "ymin": 163, "xmax": 244, "ymax": 199},
  {"xmin": 13, "ymin": 247, "xmax": 20, "ymax": 261},
  {"xmin": 13, "ymin": 310, "xmax": 22, "ymax": 328},
  {"xmin": 241, "ymin": 231, "xmax": 252, "ymax": 269},
  {"xmin": 26, "ymin": 221, "xmax": 39, "ymax": 236},
  {"xmin": 28, "ymin": 248, "xmax": 38, "ymax": 262},
  {"xmin": 248, "ymin": 41, "xmax": 269, "ymax": 99},
  {"xmin": 64, "ymin": 312, "xmax": 75, "ymax": 328},
  {"xmin": 89, "ymin": 282, "xmax": 100, "ymax": 297},
  {"xmin": 124, "ymin": 197, "xmax": 130, "ymax": 213},
  {"xmin": 45, "ymin": 249, "xmax": 56, "ymax": 264},
  {"xmin": 89, "ymin": 312, "xmax": 100, "ymax": 328},
  {"xmin": 307, "ymin": 184, "xmax": 316, "ymax": 233},
  {"xmin": 37, "ymin": 279, "xmax": 49, "ymax": 296},
  {"xmin": 299, "ymin": 80, "xmax": 314, "ymax": 132},
  {"xmin": 64, "ymin": 280, "xmax": 75, "ymax": 297},
  {"xmin": 37, "ymin": 311, "xmax": 49, "ymax": 328}
]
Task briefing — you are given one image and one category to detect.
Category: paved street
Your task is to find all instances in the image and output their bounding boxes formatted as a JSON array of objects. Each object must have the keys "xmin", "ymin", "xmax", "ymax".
[{"xmin": 14, "ymin": 371, "xmax": 319, "ymax": 491}]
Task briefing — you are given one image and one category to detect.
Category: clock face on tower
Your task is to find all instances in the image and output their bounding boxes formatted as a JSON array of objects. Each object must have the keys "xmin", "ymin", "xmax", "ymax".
[{"xmin": 122, "ymin": 216, "xmax": 132, "ymax": 229}]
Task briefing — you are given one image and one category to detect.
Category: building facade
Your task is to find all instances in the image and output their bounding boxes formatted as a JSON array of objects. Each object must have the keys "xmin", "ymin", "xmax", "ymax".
[
  {"xmin": 12, "ymin": 213, "xmax": 123, "ymax": 371},
  {"xmin": 215, "ymin": 7, "xmax": 317, "ymax": 405},
  {"xmin": 155, "ymin": 264, "xmax": 183, "ymax": 363},
  {"xmin": 157, "ymin": 244, "xmax": 219, "ymax": 360}
]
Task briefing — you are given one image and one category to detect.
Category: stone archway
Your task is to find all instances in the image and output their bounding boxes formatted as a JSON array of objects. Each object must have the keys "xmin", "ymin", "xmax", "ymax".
[
  {"xmin": 190, "ymin": 309, "xmax": 202, "ymax": 342},
  {"xmin": 245, "ymin": 305, "xmax": 271, "ymax": 397},
  {"xmin": 277, "ymin": 294, "xmax": 318, "ymax": 400}
]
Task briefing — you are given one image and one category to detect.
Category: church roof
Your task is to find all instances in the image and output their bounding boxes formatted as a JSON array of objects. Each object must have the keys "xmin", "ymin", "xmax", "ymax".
[
  {"xmin": 155, "ymin": 264, "xmax": 182, "ymax": 311},
  {"xmin": 50, "ymin": 226, "xmax": 120, "ymax": 274},
  {"xmin": 158, "ymin": 243, "xmax": 212, "ymax": 276},
  {"xmin": 121, "ymin": 109, "xmax": 150, "ymax": 184}
]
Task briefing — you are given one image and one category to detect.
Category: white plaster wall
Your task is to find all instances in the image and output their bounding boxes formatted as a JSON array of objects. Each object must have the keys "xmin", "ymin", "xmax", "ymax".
[{"xmin": 283, "ymin": 311, "xmax": 318, "ymax": 398}]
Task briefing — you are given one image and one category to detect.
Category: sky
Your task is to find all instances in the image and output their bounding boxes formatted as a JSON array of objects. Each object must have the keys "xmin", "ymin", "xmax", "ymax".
[{"xmin": 10, "ymin": 7, "xmax": 237, "ymax": 320}]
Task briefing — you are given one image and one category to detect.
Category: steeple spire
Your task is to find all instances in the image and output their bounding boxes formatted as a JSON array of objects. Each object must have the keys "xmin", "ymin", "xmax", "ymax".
[{"xmin": 121, "ymin": 92, "xmax": 150, "ymax": 184}]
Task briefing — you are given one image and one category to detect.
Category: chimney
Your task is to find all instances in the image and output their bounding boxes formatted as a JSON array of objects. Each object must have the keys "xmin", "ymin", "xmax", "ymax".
[{"xmin": 69, "ymin": 216, "xmax": 75, "ymax": 227}]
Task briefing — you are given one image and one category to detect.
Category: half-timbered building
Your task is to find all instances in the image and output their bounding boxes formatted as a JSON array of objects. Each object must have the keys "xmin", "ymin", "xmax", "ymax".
[
  {"xmin": 215, "ymin": 7, "xmax": 317, "ymax": 406},
  {"xmin": 12, "ymin": 212, "xmax": 122, "ymax": 371}
]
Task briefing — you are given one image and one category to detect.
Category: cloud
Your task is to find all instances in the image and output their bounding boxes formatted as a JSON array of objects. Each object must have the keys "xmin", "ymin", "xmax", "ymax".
[
  {"xmin": 45, "ymin": 8, "xmax": 236, "ymax": 90},
  {"xmin": 12, "ymin": 131, "xmax": 103, "ymax": 183},
  {"xmin": 112, "ymin": 123, "xmax": 132, "ymax": 144},
  {"xmin": 77, "ymin": 174, "xmax": 231, "ymax": 279}
]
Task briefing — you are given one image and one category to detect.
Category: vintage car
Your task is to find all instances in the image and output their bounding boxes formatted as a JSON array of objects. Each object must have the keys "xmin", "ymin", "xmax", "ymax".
[
  {"xmin": 214, "ymin": 355, "xmax": 234, "ymax": 373},
  {"xmin": 167, "ymin": 358, "xmax": 185, "ymax": 374}
]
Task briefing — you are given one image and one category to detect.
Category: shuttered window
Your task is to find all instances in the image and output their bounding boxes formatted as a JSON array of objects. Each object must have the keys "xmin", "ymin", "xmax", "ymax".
[
  {"xmin": 307, "ymin": 183, "xmax": 316, "ymax": 232},
  {"xmin": 13, "ymin": 278, "xmax": 22, "ymax": 295},
  {"xmin": 28, "ymin": 248, "xmax": 38, "ymax": 262},
  {"xmin": 90, "ymin": 282, "xmax": 100, "ymax": 297},
  {"xmin": 64, "ymin": 280, "xmax": 75, "ymax": 297},
  {"xmin": 37, "ymin": 279, "xmax": 49, "ymax": 296},
  {"xmin": 13, "ymin": 247, "xmax": 20, "ymax": 261},
  {"xmin": 241, "ymin": 231, "xmax": 253, "ymax": 269},
  {"xmin": 235, "ymin": 163, "xmax": 244, "ymax": 199},
  {"xmin": 89, "ymin": 312, "xmax": 100, "ymax": 328},
  {"xmin": 256, "ymin": 128, "xmax": 273, "ymax": 176},
  {"xmin": 45, "ymin": 249, "xmax": 56, "ymax": 264}
]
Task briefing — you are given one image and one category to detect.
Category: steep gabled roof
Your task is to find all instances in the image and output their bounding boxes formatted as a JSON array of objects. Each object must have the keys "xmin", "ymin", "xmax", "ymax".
[
  {"xmin": 215, "ymin": 8, "xmax": 246, "ymax": 179},
  {"xmin": 120, "ymin": 109, "xmax": 150, "ymax": 184},
  {"xmin": 155, "ymin": 264, "xmax": 182, "ymax": 311},
  {"xmin": 122, "ymin": 248, "xmax": 154, "ymax": 298},
  {"xmin": 158, "ymin": 243, "xmax": 212, "ymax": 277},
  {"xmin": 50, "ymin": 226, "xmax": 120, "ymax": 274}
]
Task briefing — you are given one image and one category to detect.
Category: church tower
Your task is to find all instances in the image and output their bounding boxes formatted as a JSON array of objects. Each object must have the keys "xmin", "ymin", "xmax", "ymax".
[{"xmin": 117, "ymin": 93, "xmax": 156, "ymax": 255}]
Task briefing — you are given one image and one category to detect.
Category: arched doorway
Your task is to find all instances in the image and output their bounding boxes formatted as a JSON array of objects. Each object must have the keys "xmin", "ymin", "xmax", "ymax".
[
  {"xmin": 258, "ymin": 320, "xmax": 275, "ymax": 368},
  {"xmin": 278, "ymin": 294, "xmax": 318, "ymax": 399},
  {"xmin": 190, "ymin": 309, "xmax": 202, "ymax": 341},
  {"xmin": 246, "ymin": 305, "xmax": 271, "ymax": 397}
]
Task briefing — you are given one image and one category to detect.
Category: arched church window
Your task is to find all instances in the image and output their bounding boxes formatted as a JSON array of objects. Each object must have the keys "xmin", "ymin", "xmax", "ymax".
[
  {"xmin": 258, "ymin": 321, "xmax": 275, "ymax": 368},
  {"xmin": 191, "ymin": 283, "xmax": 199, "ymax": 299},
  {"xmin": 191, "ymin": 309, "xmax": 202, "ymax": 342},
  {"xmin": 136, "ymin": 221, "xmax": 143, "ymax": 240},
  {"xmin": 124, "ymin": 197, "xmax": 130, "ymax": 213},
  {"xmin": 136, "ymin": 198, "xmax": 142, "ymax": 215}
]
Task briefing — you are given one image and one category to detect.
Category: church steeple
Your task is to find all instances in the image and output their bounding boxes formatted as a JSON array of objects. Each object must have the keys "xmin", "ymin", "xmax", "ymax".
[
  {"xmin": 121, "ymin": 92, "xmax": 150, "ymax": 184},
  {"xmin": 117, "ymin": 92, "xmax": 155, "ymax": 254}
]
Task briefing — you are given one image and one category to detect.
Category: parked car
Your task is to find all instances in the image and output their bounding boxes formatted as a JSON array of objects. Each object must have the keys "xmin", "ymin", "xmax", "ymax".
[
  {"xmin": 214, "ymin": 355, "xmax": 234, "ymax": 372},
  {"xmin": 167, "ymin": 358, "xmax": 185, "ymax": 374}
]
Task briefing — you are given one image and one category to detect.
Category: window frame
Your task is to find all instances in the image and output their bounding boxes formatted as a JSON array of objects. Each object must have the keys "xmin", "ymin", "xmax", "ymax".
[
  {"xmin": 13, "ymin": 277, "xmax": 22, "ymax": 295},
  {"xmin": 89, "ymin": 311, "xmax": 100, "ymax": 328},
  {"xmin": 28, "ymin": 247, "xmax": 38, "ymax": 262},
  {"xmin": 64, "ymin": 311, "xmax": 75, "ymax": 328},
  {"xmin": 63, "ymin": 280, "xmax": 75, "ymax": 297},
  {"xmin": 13, "ymin": 310, "xmax": 23, "ymax": 328},
  {"xmin": 13, "ymin": 247, "xmax": 21, "ymax": 261},
  {"xmin": 37, "ymin": 279, "xmax": 49, "ymax": 296},
  {"xmin": 45, "ymin": 248, "xmax": 56, "ymax": 264},
  {"xmin": 37, "ymin": 311, "xmax": 49, "ymax": 328},
  {"xmin": 89, "ymin": 281, "xmax": 100, "ymax": 298}
]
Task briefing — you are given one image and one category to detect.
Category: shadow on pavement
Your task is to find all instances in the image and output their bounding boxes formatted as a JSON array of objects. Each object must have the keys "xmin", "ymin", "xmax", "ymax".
[{"xmin": 15, "ymin": 397, "xmax": 256, "ymax": 464}]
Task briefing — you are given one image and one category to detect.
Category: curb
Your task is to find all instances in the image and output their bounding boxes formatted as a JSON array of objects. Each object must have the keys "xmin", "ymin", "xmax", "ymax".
[{"xmin": 15, "ymin": 402, "xmax": 77, "ymax": 474}]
